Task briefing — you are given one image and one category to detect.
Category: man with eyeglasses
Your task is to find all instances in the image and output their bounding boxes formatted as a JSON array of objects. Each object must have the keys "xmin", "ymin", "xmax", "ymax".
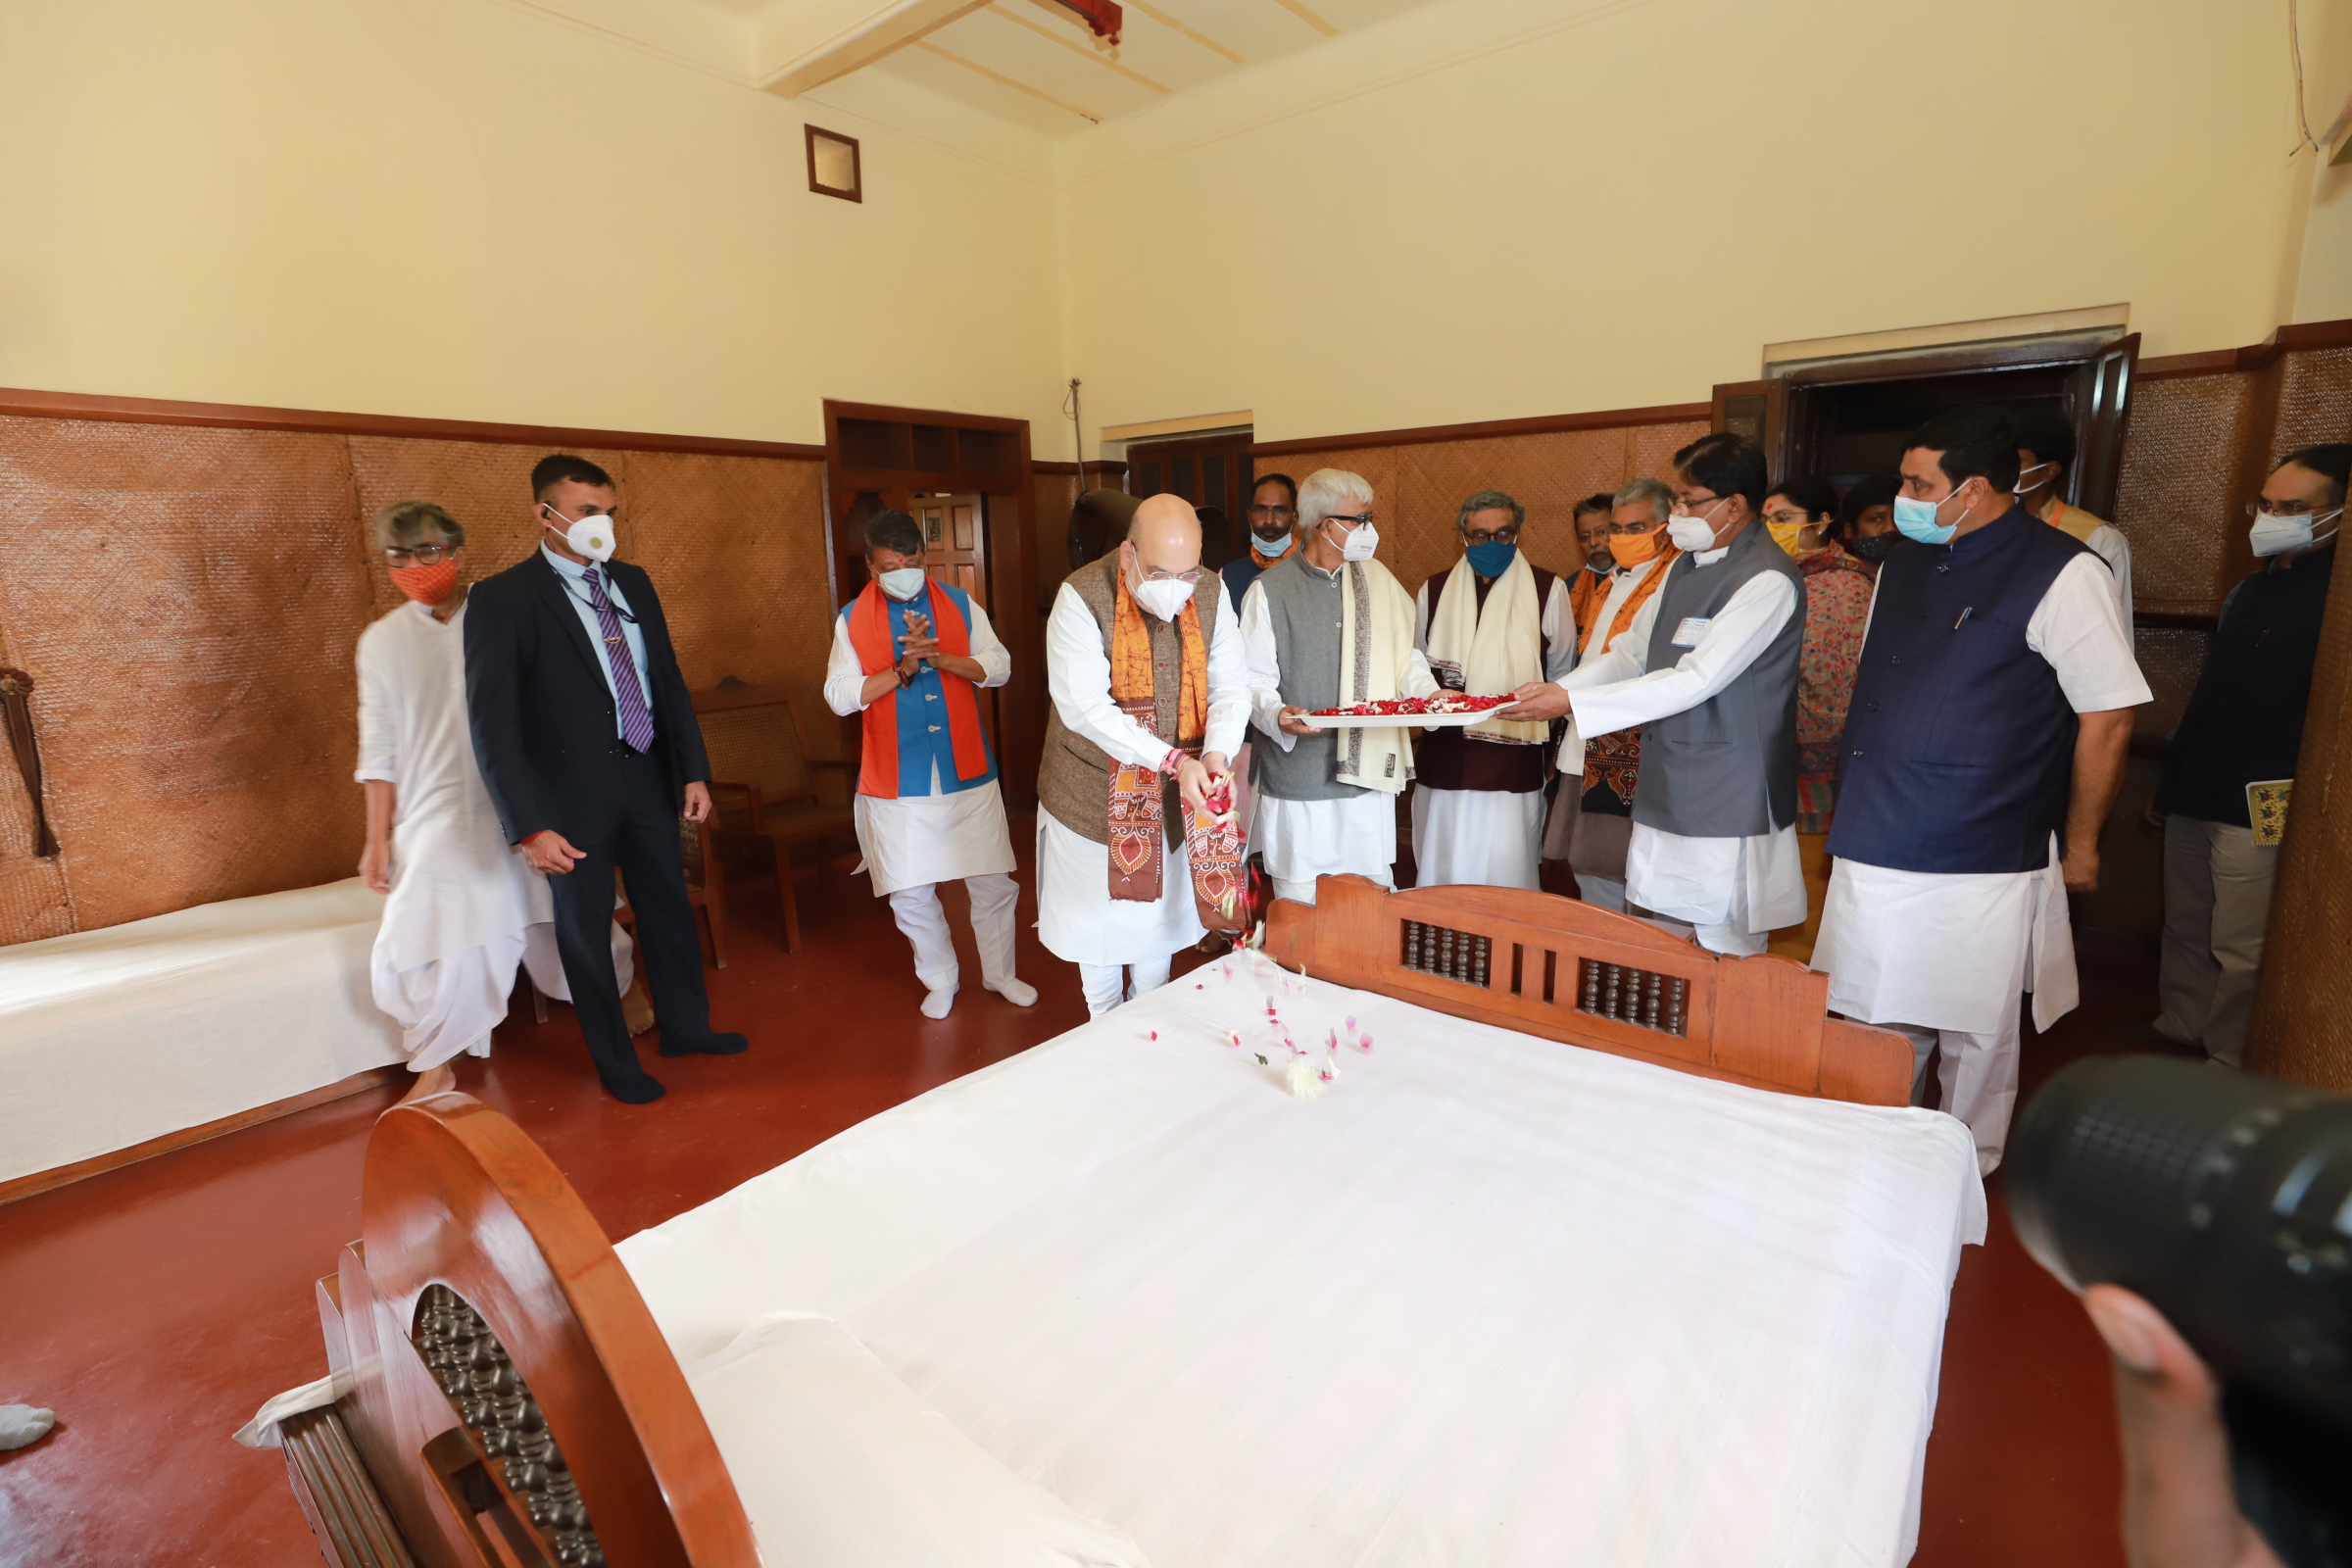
[
  {"xmin": 1038, "ymin": 493, "xmax": 1251, "ymax": 1017},
  {"xmin": 355, "ymin": 500, "xmax": 633, "ymax": 1098},
  {"xmin": 1409, "ymin": 489, "xmax": 1572, "ymax": 889},
  {"xmin": 2150, "ymin": 443, "xmax": 2346, "ymax": 1068},
  {"xmin": 1812, "ymin": 405, "xmax": 2147, "ymax": 1174},
  {"xmin": 1500, "ymin": 435, "xmax": 1806, "ymax": 956},
  {"xmin": 1241, "ymin": 467, "xmax": 1440, "ymax": 905},
  {"xmin": 1221, "ymin": 473, "xmax": 1299, "ymax": 612},
  {"xmin": 464, "ymin": 454, "xmax": 746, "ymax": 1103}
]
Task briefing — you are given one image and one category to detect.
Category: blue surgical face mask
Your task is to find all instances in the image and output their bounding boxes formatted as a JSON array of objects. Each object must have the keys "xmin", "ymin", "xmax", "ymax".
[
  {"xmin": 1892, "ymin": 482, "xmax": 1972, "ymax": 546},
  {"xmin": 1251, "ymin": 529, "xmax": 1295, "ymax": 559},
  {"xmin": 1465, "ymin": 539, "xmax": 1517, "ymax": 577}
]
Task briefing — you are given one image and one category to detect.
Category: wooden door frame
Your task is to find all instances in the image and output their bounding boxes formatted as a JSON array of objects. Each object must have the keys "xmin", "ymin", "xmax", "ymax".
[{"xmin": 823, "ymin": 400, "xmax": 1042, "ymax": 808}]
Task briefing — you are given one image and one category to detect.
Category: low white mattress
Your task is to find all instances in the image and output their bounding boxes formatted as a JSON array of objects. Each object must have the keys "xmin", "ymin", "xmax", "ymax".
[
  {"xmin": 617, "ymin": 953, "xmax": 1985, "ymax": 1568},
  {"xmin": 0, "ymin": 879, "xmax": 403, "ymax": 1184}
]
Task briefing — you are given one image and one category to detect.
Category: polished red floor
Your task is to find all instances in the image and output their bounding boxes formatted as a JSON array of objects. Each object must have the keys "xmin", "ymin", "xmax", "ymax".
[{"xmin": 0, "ymin": 824, "xmax": 2180, "ymax": 1567}]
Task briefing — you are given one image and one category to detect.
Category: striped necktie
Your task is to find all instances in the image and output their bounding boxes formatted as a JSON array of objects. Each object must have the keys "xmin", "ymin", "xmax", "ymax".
[{"xmin": 582, "ymin": 567, "xmax": 656, "ymax": 754}]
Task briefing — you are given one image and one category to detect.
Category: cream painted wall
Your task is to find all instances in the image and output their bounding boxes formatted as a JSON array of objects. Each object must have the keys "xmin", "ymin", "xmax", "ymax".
[
  {"xmin": 1060, "ymin": 0, "xmax": 2322, "ymax": 444},
  {"xmin": 2289, "ymin": 0, "xmax": 2352, "ymax": 323},
  {"xmin": 0, "ymin": 0, "xmax": 1068, "ymax": 445}
]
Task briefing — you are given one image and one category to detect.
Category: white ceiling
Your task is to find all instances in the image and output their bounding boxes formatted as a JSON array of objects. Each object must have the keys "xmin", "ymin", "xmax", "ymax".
[{"xmin": 520, "ymin": 0, "xmax": 1447, "ymax": 139}]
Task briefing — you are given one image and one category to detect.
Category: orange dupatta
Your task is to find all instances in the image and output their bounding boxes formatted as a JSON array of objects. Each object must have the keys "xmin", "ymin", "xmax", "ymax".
[{"xmin": 847, "ymin": 579, "xmax": 989, "ymax": 798}]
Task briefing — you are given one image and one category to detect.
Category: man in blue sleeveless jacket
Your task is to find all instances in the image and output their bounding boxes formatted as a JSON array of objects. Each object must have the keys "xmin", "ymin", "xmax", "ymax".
[
  {"xmin": 1500, "ymin": 433, "xmax": 1808, "ymax": 956},
  {"xmin": 1811, "ymin": 406, "xmax": 2148, "ymax": 1174}
]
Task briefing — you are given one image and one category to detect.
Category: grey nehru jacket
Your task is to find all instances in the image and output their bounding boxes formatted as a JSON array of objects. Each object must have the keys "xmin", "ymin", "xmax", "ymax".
[
  {"xmin": 1633, "ymin": 520, "xmax": 1804, "ymax": 838},
  {"xmin": 1247, "ymin": 552, "xmax": 1362, "ymax": 804}
]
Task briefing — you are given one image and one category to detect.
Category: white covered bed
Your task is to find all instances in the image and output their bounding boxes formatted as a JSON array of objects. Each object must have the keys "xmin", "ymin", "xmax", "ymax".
[{"xmin": 250, "ymin": 876, "xmax": 1982, "ymax": 1568}]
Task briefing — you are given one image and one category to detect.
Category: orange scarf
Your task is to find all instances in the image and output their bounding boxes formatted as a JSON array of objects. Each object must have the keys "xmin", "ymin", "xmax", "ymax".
[
  {"xmin": 1567, "ymin": 565, "xmax": 1610, "ymax": 644},
  {"xmin": 1249, "ymin": 539, "xmax": 1292, "ymax": 570},
  {"xmin": 1104, "ymin": 568, "xmax": 1243, "ymax": 929},
  {"xmin": 847, "ymin": 579, "xmax": 989, "ymax": 798},
  {"xmin": 1109, "ymin": 568, "xmax": 1207, "ymax": 743},
  {"xmin": 1579, "ymin": 548, "xmax": 1683, "ymax": 656}
]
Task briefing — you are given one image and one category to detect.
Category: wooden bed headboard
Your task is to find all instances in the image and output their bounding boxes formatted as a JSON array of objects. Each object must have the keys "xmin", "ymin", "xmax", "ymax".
[
  {"xmin": 267, "ymin": 878, "xmax": 1913, "ymax": 1565},
  {"xmin": 1262, "ymin": 875, "xmax": 1913, "ymax": 1107}
]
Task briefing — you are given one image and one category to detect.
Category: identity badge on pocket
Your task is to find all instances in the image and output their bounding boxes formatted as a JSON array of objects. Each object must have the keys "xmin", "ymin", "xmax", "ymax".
[{"xmin": 1670, "ymin": 616, "xmax": 1712, "ymax": 648}]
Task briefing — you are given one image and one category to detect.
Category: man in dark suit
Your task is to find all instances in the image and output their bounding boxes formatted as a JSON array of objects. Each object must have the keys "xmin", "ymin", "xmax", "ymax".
[{"xmin": 465, "ymin": 454, "xmax": 746, "ymax": 1102}]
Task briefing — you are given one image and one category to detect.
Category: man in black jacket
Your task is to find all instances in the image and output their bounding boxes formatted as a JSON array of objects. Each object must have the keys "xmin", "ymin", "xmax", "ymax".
[
  {"xmin": 465, "ymin": 454, "xmax": 745, "ymax": 1102},
  {"xmin": 2152, "ymin": 443, "xmax": 2345, "ymax": 1068}
]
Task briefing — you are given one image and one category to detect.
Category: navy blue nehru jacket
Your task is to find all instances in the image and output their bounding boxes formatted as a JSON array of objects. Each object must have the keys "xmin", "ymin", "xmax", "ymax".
[{"xmin": 1826, "ymin": 508, "xmax": 2092, "ymax": 874}]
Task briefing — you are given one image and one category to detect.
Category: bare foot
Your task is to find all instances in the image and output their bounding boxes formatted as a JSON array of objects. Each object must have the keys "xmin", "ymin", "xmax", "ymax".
[
  {"xmin": 622, "ymin": 973, "xmax": 657, "ymax": 1037},
  {"xmin": 398, "ymin": 1064, "xmax": 456, "ymax": 1103}
]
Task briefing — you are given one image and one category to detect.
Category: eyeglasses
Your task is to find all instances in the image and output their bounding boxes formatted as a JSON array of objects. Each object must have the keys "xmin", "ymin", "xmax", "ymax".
[
  {"xmin": 2244, "ymin": 499, "xmax": 2338, "ymax": 516},
  {"xmin": 383, "ymin": 543, "xmax": 456, "ymax": 566},
  {"xmin": 1462, "ymin": 524, "xmax": 1520, "ymax": 545},
  {"xmin": 1673, "ymin": 493, "xmax": 1724, "ymax": 516},
  {"xmin": 1761, "ymin": 508, "xmax": 1812, "ymax": 527},
  {"xmin": 1322, "ymin": 513, "xmax": 1375, "ymax": 528},
  {"xmin": 1607, "ymin": 518, "xmax": 1665, "ymax": 535},
  {"xmin": 1248, "ymin": 505, "xmax": 1298, "ymax": 523},
  {"xmin": 1138, "ymin": 565, "xmax": 1205, "ymax": 585}
]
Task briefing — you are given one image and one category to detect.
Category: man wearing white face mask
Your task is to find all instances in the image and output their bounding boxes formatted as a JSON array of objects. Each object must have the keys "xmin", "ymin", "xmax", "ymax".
[
  {"xmin": 1240, "ymin": 467, "xmax": 1440, "ymax": 905},
  {"xmin": 1499, "ymin": 435, "xmax": 1806, "ymax": 956},
  {"xmin": 1039, "ymin": 494, "xmax": 1251, "ymax": 1016},
  {"xmin": 824, "ymin": 511, "xmax": 1029, "ymax": 1019},
  {"xmin": 2151, "ymin": 444, "xmax": 2345, "ymax": 1068},
  {"xmin": 465, "ymin": 454, "xmax": 745, "ymax": 1103},
  {"xmin": 1808, "ymin": 406, "xmax": 2148, "ymax": 1174}
]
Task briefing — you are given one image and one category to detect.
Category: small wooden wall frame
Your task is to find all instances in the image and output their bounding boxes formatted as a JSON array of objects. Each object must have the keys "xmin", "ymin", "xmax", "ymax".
[{"xmin": 805, "ymin": 123, "xmax": 862, "ymax": 203}]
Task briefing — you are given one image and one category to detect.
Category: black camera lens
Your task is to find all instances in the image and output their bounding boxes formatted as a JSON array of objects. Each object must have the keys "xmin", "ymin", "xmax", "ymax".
[{"xmin": 2008, "ymin": 1055, "xmax": 2352, "ymax": 1427}]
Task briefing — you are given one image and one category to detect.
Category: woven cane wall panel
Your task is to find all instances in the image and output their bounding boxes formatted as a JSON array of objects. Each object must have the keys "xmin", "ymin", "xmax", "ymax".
[
  {"xmin": 2274, "ymin": 346, "xmax": 2352, "ymax": 450},
  {"xmin": 2131, "ymin": 625, "xmax": 2210, "ymax": 738},
  {"xmin": 2114, "ymin": 371, "xmax": 2270, "ymax": 616},
  {"xmin": 0, "ymin": 416, "xmax": 374, "ymax": 939},
  {"xmin": 1264, "ymin": 421, "xmax": 1708, "ymax": 594}
]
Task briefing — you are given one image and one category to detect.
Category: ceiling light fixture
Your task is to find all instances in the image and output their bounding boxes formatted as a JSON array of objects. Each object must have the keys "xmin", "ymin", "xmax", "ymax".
[{"xmin": 1054, "ymin": 0, "xmax": 1122, "ymax": 46}]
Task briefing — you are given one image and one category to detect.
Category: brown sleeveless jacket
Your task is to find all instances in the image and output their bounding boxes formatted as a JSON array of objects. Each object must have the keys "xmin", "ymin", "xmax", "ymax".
[{"xmin": 1038, "ymin": 553, "xmax": 1223, "ymax": 846}]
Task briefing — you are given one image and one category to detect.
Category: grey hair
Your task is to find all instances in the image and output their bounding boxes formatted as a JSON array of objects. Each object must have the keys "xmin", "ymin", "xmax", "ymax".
[
  {"xmin": 1612, "ymin": 477, "xmax": 1676, "ymax": 524},
  {"xmin": 1298, "ymin": 468, "xmax": 1374, "ymax": 533},
  {"xmin": 1455, "ymin": 489, "xmax": 1524, "ymax": 532},
  {"xmin": 371, "ymin": 500, "xmax": 465, "ymax": 551}
]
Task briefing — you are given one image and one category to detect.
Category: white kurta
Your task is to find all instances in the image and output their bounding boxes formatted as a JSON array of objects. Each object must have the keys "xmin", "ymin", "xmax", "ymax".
[
  {"xmin": 1037, "ymin": 581, "xmax": 1251, "ymax": 966},
  {"xmin": 357, "ymin": 599, "xmax": 580, "ymax": 1068},
  {"xmin": 1810, "ymin": 554, "xmax": 2152, "ymax": 1033},
  {"xmin": 822, "ymin": 597, "xmax": 1016, "ymax": 898},
  {"xmin": 1554, "ymin": 544, "xmax": 1806, "ymax": 936},
  {"xmin": 1409, "ymin": 571, "xmax": 1576, "ymax": 890},
  {"xmin": 1239, "ymin": 566, "xmax": 1441, "ymax": 889}
]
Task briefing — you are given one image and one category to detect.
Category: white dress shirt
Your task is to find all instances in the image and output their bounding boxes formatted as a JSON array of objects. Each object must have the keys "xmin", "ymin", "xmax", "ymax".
[
  {"xmin": 541, "ymin": 543, "xmax": 651, "ymax": 741},
  {"xmin": 1812, "ymin": 552, "xmax": 2152, "ymax": 1032}
]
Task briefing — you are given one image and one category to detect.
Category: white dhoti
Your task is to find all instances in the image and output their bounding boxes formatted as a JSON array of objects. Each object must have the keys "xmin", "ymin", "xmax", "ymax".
[
  {"xmin": 1410, "ymin": 786, "xmax": 1544, "ymax": 891},
  {"xmin": 1251, "ymin": 789, "xmax": 1398, "ymax": 906},
  {"xmin": 372, "ymin": 923, "xmax": 632, "ymax": 1070},
  {"xmin": 857, "ymin": 775, "xmax": 1022, "ymax": 1002},
  {"xmin": 1810, "ymin": 834, "xmax": 2078, "ymax": 1174},
  {"xmin": 1624, "ymin": 819, "xmax": 1806, "ymax": 956},
  {"xmin": 1037, "ymin": 812, "xmax": 1199, "ymax": 1016}
]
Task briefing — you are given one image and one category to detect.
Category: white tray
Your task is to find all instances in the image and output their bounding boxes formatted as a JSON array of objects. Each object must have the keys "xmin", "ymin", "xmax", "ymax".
[{"xmin": 1296, "ymin": 708, "xmax": 1511, "ymax": 729}]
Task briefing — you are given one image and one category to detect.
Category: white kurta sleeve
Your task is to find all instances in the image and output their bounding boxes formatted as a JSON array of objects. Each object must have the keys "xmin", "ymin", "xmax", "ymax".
[
  {"xmin": 964, "ymin": 599, "xmax": 1012, "ymax": 689},
  {"xmin": 1402, "ymin": 646, "xmax": 1442, "ymax": 700},
  {"xmin": 1046, "ymin": 583, "xmax": 1182, "ymax": 770},
  {"xmin": 355, "ymin": 625, "xmax": 399, "ymax": 784},
  {"xmin": 1568, "ymin": 570, "xmax": 1798, "ymax": 740},
  {"xmin": 1204, "ymin": 595, "xmax": 1250, "ymax": 759},
  {"xmin": 1542, "ymin": 577, "xmax": 1575, "ymax": 683},
  {"xmin": 821, "ymin": 612, "xmax": 870, "ymax": 715},
  {"xmin": 2085, "ymin": 524, "xmax": 2135, "ymax": 646},
  {"xmin": 2026, "ymin": 554, "xmax": 2152, "ymax": 712},
  {"xmin": 1240, "ymin": 578, "xmax": 1298, "ymax": 753},
  {"xmin": 1413, "ymin": 581, "xmax": 1433, "ymax": 652}
]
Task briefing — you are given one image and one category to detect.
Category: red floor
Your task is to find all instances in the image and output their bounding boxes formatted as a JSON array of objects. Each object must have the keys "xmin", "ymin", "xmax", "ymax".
[{"xmin": 0, "ymin": 824, "xmax": 2182, "ymax": 1567}]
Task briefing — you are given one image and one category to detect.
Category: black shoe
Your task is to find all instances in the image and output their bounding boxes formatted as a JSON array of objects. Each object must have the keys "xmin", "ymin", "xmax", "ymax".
[
  {"xmin": 600, "ymin": 1069, "xmax": 667, "ymax": 1104},
  {"xmin": 659, "ymin": 1031, "xmax": 749, "ymax": 1058}
]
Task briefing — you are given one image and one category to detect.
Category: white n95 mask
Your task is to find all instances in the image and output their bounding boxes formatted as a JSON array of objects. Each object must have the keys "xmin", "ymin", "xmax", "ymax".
[
  {"xmin": 1134, "ymin": 576, "xmax": 1197, "ymax": 621},
  {"xmin": 1666, "ymin": 496, "xmax": 1729, "ymax": 554},
  {"xmin": 543, "ymin": 506, "xmax": 616, "ymax": 564},
  {"xmin": 878, "ymin": 566, "xmax": 930, "ymax": 601},
  {"xmin": 1337, "ymin": 522, "xmax": 1379, "ymax": 563},
  {"xmin": 2249, "ymin": 508, "xmax": 2341, "ymax": 558}
]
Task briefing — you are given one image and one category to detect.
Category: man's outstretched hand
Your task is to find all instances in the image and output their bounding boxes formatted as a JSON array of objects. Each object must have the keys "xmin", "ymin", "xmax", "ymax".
[
  {"xmin": 2082, "ymin": 1284, "xmax": 2283, "ymax": 1568},
  {"xmin": 683, "ymin": 781, "xmax": 712, "ymax": 823},
  {"xmin": 521, "ymin": 829, "xmax": 586, "ymax": 875},
  {"xmin": 1495, "ymin": 681, "xmax": 1572, "ymax": 722}
]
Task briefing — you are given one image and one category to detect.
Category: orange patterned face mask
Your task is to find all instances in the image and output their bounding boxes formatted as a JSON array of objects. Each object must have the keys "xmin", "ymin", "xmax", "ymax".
[
  {"xmin": 389, "ymin": 559, "xmax": 460, "ymax": 605},
  {"xmin": 1606, "ymin": 527, "xmax": 1663, "ymax": 568}
]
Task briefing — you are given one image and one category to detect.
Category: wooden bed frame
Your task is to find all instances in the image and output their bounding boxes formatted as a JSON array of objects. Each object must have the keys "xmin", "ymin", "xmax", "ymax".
[{"xmin": 270, "ymin": 879, "xmax": 1911, "ymax": 1567}]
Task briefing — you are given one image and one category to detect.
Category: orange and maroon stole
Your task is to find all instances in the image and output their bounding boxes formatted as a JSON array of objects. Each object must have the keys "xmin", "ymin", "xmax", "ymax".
[
  {"xmin": 846, "ymin": 579, "xmax": 988, "ymax": 799},
  {"xmin": 1106, "ymin": 571, "xmax": 1248, "ymax": 932}
]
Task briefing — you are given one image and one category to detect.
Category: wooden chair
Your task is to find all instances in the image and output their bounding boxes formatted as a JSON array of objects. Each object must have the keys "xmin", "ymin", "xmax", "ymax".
[
  {"xmin": 613, "ymin": 815, "xmax": 728, "ymax": 969},
  {"xmin": 692, "ymin": 683, "xmax": 857, "ymax": 954}
]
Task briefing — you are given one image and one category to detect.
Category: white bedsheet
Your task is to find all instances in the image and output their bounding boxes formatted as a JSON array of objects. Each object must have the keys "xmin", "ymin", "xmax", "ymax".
[
  {"xmin": 618, "ymin": 955, "xmax": 1984, "ymax": 1568},
  {"xmin": 0, "ymin": 879, "xmax": 403, "ymax": 1184}
]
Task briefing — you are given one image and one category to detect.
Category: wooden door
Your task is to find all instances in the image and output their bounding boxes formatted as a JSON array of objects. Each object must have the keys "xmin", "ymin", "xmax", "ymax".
[
  {"xmin": 910, "ymin": 492, "xmax": 987, "ymax": 606},
  {"xmin": 2066, "ymin": 332, "xmax": 2139, "ymax": 520},
  {"xmin": 1127, "ymin": 431, "xmax": 1255, "ymax": 569},
  {"xmin": 1710, "ymin": 379, "xmax": 1790, "ymax": 477}
]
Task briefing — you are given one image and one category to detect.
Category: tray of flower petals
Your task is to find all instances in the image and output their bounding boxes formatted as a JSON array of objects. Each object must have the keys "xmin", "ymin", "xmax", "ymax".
[{"xmin": 1296, "ymin": 693, "xmax": 1517, "ymax": 728}]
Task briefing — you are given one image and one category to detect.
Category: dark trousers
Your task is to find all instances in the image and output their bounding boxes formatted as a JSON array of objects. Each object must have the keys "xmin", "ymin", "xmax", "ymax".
[{"xmin": 546, "ymin": 746, "xmax": 711, "ymax": 1081}]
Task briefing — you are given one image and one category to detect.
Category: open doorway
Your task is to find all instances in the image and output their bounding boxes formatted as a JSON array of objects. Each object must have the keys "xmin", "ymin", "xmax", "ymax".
[{"xmin": 1126, "ymin": 428, "xmax": 1255, "ymax": 571}]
